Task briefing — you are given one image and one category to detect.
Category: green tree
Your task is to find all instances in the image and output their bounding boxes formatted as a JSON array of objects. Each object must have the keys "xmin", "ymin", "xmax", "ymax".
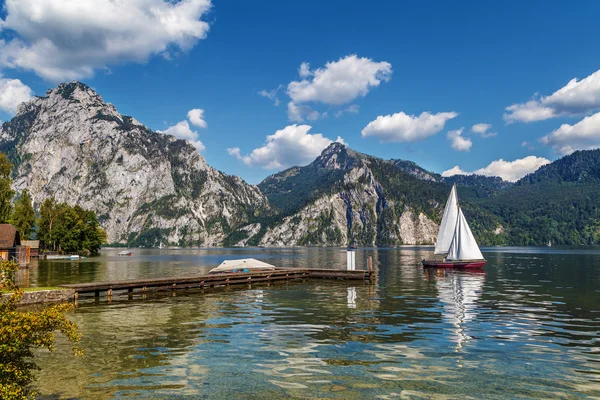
[
  {"xmin": 0, "ymin": 260, "xmax": 81, "ymax": 399},
  {"xmin": 10, "ymin": 190, "xmax": 35, "ymax": 239},
  {"xmin": 37, "ymin": 200, "xmax": 106, "ymax": 255},
  {"xmin": 0, "ymin": 153, "xmax": 14, "ymax": 223},
  {"xmin": 37, "ymin": 198, "xmax": 60, "ymax": 252}
]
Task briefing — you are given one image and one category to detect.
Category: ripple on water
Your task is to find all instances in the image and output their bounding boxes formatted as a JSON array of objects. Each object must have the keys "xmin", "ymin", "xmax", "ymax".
[{"xmin": 30, "ymin": 248, "xmax": 600, "ymax": 399}]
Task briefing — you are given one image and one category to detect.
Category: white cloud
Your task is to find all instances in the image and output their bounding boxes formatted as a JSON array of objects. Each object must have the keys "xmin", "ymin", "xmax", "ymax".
[
  {"xmin": 298, "ymin": 62, "xmax": 311, "ymax": 78},
  {"xmin": 259, "ymin": 85, "xmax": 283, "ymax": 106},
  {"xmin": 443, "ymin": 156, "xmax": 551, "ymax": 182},
  {"xmin": 447, "ymin": 128, "xmax": 472, "ymax": 152},
  {"xmin": 227, "ymin": 124, "xmax": 343, "ymax": 169},
  {"xmin": 471, "ymin": 123, "xmax": 497, "ymax": 137},
  {"xmin": 287, "ymin": 102, "xmax": 322, "ymax": 122},
  {"xmin": 0, "ymin": 76, "xmax": 33, "ymax": 114},
  {"xmin": 540, "ymin": 112, "xmax": 600, "ymax": 155},
  {"xmin": 335, "ymin": 104, "xmax": 360, "ymax": 117},
  {"xmin": 287, "ymin": 55, "xmax": 392, "ymax": 106},
  {"xmin": 361, "ymin": 111, "xmax": 458, "ymax": 142},
  {"xmin": 0, "ymin": 0, "xmax": 212, "ymax": 81},
  {"xmin": 158, "ymin": 120, "xmax": 205, "ymax": 152},
  {"xmin": 187, "ymin": 108, "xmax": 207, "ymax": 128},
  {"xmin": 442, "ymin": 166, "xmax": 472, "ymax": 178},
  {"xmin": 504, "ymin": 69, "xmax": 600, "ymax": 123}
]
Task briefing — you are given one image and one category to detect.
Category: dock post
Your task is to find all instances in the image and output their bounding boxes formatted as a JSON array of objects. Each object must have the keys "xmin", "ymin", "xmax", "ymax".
[
  {"xmin": 94, "ymin": 290, "xmax": 100, "ymax": 298},
  {"xmin": 347, "ymin": 249, "xmax": 356, "ymax": 271},
  {"xmin": 367, "ymin": 256, "xmax": 373, "ymax": 272}
]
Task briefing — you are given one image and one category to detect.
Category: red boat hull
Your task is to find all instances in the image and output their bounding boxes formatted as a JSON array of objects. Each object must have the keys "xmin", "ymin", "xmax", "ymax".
[{"xmin": 421, "ymin": 260, "xmax": 486, "ymax": 269}]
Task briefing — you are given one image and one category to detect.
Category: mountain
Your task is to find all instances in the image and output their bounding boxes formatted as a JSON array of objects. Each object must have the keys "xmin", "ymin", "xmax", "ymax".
[
  {"xmin": 517, "ymin": 149, "xmax": 600, "ymax": 185},
  {"xmin": 247, "ymin": 144, "xmax": 600, "ymax": 247},
  {"xmin": 4, "ymin": 82, "xmax": 600, "ymax": 248},
  {"xmin": 469, "ymin": 149, "xmax": 600, "ymax": 246},
  {"xmin": 0, "ymin": 82, "xmax": 268, "ymax": 246},
  {"xmin": 245, "ymin": 142, "xmax": 506, "ymax": 247}
]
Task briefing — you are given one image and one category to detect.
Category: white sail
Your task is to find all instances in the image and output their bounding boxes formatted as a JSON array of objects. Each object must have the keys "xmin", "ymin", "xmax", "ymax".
[
  {"xmin": 446, "ymin": 207, "xmax": 484, "ymax": 261},
  {"xmin": 434, "ymin": 184, "xmax": 459, "ymax": 254}
]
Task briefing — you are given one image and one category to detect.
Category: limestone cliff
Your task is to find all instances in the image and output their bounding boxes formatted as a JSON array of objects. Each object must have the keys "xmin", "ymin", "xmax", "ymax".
[
  {"xmin": 248, "ymin": 143, "xmax": 442, "ymax": 246},
  {"xmin": 0, "ymin": 82, "xmax": 267, "ymax": 246}
]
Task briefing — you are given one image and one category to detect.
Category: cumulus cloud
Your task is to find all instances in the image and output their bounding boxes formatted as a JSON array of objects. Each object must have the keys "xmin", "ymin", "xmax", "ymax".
[
  {"xmin": 158, "ymin": 120, "xmax": 205, "ymax": 152},
  {"xmin": 504, "ymin": 69, "xmax": 600, "ymax": 123},
  {"xmin": 187, "ymin": 108, "xmax": 207, "ymax": 128},
  {"xmin": 540, "ymin": 112, "xmax": 600, "ymax": 155},
  {"xmin": 441, "ymin": 166, "xmax": 472, "ymax": 178},
  {"xmin": 298, "ymin": 62, "xmax": 312, "ymax": 78},
  {"xmin": 0, "ymin": 76, "xmax": 33, "ymax": 114},
  {"xmin": 361, "ymin": 111, "xmax": 458, "ymax": 142},
  {"xmin": 227, "ymin": 124, "xmax": 344, "ymax": 169},
  {"xmin": 0, "ymin": 0, "xmax": 212, "ymax": 81},
  {"xmin": 471, "ymin": 123, "xmax": 497, "ymax": 137},
  {"xmin": 442, "ymin": 156, "xmax": 550, "ymax": 182},
  {"xmin": 447, "ymin": 128, "xmax": 472, "ymax": 151},
  {"xmin": 287, "ymin": 55, "xmax": 392, "ymax": 106}
]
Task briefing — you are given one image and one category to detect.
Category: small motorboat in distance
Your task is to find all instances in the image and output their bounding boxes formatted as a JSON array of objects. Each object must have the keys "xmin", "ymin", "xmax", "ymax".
[
  {"xmin": 421, "ymin": 184, "xmax": 486, "ymax": 269},
  {"xmin": 209, "ymin": 258, "xmax": 277, "ymax": 274},
  {"xmin": 118, "ymin": 250, "xmax": 133, "ymax": 256}
]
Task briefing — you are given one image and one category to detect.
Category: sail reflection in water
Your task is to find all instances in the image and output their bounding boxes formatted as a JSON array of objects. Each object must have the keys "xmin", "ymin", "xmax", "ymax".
[{"xmin": 426, "ymin": 268, "xmax": 485, "ymax": 349}]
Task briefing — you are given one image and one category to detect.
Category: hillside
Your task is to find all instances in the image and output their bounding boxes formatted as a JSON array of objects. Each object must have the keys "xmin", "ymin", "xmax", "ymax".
[
  {"xmin": 244, "ymin": 143, "xmax": 506, "ymax": 247},
  {"xmin": 246, "ymin": 145, "xmax": 600, "ymax": 247},
  {"xmin": 0, "ymin": 82, "xmax": 268, "ymax": 246}
]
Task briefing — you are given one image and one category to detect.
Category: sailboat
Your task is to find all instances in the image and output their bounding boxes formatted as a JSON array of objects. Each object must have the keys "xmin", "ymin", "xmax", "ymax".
[{"xmin": 422, "ymin": 184, "xmax": 486, "ymax": 268}]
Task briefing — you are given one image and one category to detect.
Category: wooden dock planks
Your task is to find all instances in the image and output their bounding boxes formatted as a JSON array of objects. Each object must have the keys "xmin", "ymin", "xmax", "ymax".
[{"xmin": 60, "ymin": 268, "xmax": 374, "ymax": 298}]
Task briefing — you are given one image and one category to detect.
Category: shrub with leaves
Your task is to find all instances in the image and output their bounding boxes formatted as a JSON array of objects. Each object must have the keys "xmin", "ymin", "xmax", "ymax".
[{"xmin": 0, "ymin": 261, "xmax": 81, "ymax": 399}]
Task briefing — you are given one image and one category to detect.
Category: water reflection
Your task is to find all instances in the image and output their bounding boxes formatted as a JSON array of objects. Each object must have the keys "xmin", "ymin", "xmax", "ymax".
[
  {"xmin": 425, "ymin": 269, "xmax": 485, "ymax": 349},
  {"xmin": 29, "ymin": 248, "xmax": 600, "ymax": 399}
]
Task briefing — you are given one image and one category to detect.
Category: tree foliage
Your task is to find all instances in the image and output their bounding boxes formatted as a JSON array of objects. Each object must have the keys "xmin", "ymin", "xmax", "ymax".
[
  {"xmin": 10, "ymin": 190, "xmax": 35, "ymax": 240},
  {"xmin": 0, "ymin": 260, "xmax": 81, "ymax": 399},
  {"xmin": 37, "ymin": 199, "xmax": 106, "ymax": 254},
  {"xmin": 0, "ymin": 153, "xmax": 14, "ymax": 223}
]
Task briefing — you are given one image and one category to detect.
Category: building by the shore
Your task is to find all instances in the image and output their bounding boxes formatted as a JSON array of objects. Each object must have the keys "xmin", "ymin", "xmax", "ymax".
[{"xmin": 0, "ymin": 224, "xmax": 30, "ymax": 266}]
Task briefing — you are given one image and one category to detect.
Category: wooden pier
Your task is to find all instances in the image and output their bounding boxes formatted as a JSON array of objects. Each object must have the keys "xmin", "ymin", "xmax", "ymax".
[{"xmin": 59, "ymin": 268, "xmax": 375, "ymax": 299}]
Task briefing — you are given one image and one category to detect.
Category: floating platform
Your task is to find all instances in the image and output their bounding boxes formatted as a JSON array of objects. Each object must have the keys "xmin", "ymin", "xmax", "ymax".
[{"xmin": 59, "ymin": 268, "xmax": 375, "ymax": 299}]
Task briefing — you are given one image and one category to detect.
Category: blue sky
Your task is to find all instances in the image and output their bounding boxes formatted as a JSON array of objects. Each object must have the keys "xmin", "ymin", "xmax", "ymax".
[{"xmin": 1, "ymin": 0, "xmax": 600, "ymax": 183}]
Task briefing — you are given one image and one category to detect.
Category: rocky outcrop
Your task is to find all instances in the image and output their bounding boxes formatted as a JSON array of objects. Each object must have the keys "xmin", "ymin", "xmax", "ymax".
[
  {"xmin": 251, "ymin": 143, "xmax": 442, "ymax": 246},
  {"xmin": 1, "ymin": 82, "xmax": 268, "ymax": 246}
]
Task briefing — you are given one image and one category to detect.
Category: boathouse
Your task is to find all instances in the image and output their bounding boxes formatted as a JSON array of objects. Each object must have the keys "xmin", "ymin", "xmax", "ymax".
[{"xmin": 0, "ymin": 224, "xmax": 29, "ymax": 266}]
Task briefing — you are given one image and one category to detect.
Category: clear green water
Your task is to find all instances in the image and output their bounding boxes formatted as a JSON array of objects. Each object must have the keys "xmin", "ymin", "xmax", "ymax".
[{"xmin": 17, "ymin": 247, "xmax": 600, "ymax": 399}]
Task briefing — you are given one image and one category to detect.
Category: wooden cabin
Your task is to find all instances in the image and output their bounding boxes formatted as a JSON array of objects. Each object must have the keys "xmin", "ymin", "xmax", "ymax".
[{"xmin": 0, "ymin": 224, "xmax": 29, "ymax": 266}]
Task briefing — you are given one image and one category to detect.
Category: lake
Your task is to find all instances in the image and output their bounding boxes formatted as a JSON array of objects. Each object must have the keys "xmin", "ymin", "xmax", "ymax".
[{"xmin": 18, "ymin": 247, "xmax": 600, "ymax": 399}]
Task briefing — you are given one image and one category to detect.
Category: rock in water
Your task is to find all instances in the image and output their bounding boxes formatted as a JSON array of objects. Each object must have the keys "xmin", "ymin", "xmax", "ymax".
[{"xmin": 0, "ymin": 82, "xmax": 268, "ymax": 246}]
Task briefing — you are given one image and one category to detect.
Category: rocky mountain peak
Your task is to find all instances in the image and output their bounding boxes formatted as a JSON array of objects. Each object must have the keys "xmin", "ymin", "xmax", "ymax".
[
  {"xmin": 2, "ymin": 81, "xmax": 268, "ymax": 246},
  {"xmin": 316, "ymin": 141, "xmax": 362, "ymax": 170}
]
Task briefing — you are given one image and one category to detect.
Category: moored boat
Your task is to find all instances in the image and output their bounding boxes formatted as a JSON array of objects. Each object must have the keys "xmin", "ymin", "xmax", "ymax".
[
  {"xmin": 118, "ymin": 250, "xmax": 133, "ymax": 256},
  {"xmin": 421, "ymin": 184, "xmax": 486, "ymax": 269}
]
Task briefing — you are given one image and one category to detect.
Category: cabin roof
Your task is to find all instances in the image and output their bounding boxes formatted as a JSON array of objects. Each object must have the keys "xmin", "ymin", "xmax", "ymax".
[{"xmin": 0, "ymin": 224, "xmax": 20, "ymax": 248}]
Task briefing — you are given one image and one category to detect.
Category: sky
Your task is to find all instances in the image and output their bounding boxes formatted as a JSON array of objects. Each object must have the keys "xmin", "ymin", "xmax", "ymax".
[{"xmin": 1, "ymin": 0, "xmax": 600, "ymax": 184}]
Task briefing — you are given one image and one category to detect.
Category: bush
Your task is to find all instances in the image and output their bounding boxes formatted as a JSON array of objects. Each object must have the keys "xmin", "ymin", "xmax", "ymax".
[{"xmin": 0, "ymin": 261, "xmax": 82, "ymax": 399}]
